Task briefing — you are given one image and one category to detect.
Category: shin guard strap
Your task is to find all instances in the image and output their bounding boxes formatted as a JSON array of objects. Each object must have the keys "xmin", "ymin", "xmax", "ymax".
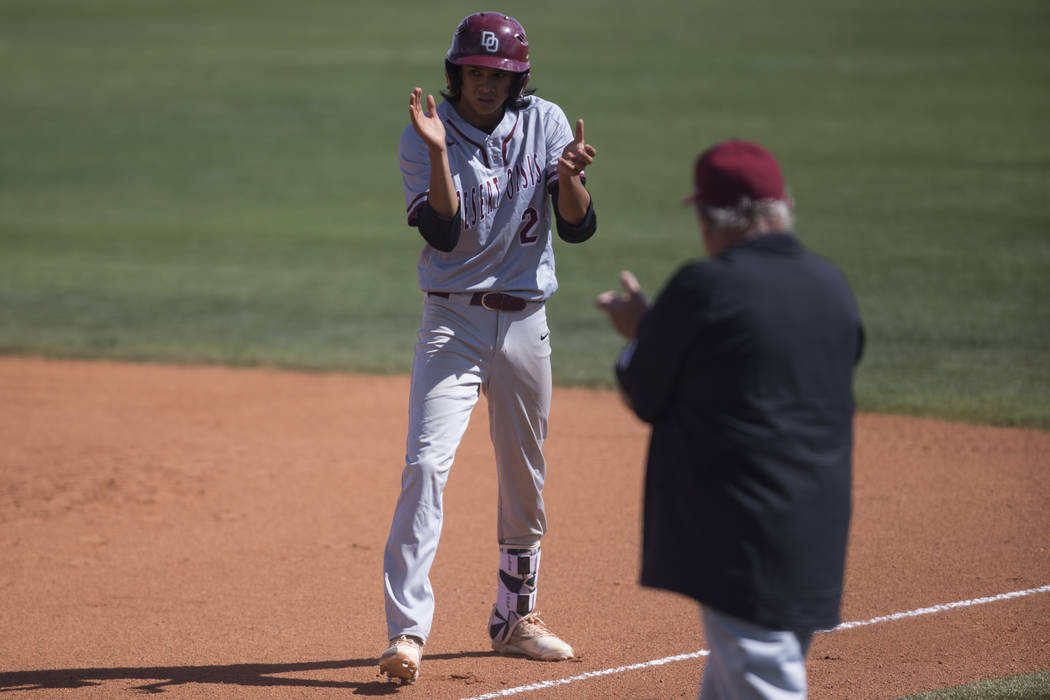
[{"xmin": 491, "ymin": 545, "xmax": 541, "ymax": 641}]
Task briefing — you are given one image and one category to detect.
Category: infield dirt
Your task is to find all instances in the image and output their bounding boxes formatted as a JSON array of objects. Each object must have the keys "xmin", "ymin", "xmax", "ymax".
[{"xmin": 1, "ymin": 357, "xmax": 1048, "ymax": 698}]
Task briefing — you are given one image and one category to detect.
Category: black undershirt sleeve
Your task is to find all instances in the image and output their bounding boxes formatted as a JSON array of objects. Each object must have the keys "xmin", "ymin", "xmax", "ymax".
[
  {"xmin": 551, "ymin": 181, "xmax": 597, "ymax": 244},
  {"xmin": 414, "ymin": 200, "xmax": 462, "ymax": 252}
]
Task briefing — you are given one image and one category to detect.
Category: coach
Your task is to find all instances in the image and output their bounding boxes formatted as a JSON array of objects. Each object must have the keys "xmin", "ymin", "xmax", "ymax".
[{"xmin": 596, "ymin": 139, "xmax": 865, "ymax": 698}]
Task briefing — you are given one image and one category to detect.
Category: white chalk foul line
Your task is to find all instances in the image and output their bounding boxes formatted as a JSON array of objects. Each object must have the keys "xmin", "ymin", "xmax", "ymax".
[
  {"xmin": 829, "ymin": 583, "xmax": 1050, "ymax": 632},
  {"xmin": 459, "ymin": 584, "xmax": 1050, "ymax": 700},
  {"xmin": 459, "ymin": 649, "xmax": 710, "ymax": 700}
]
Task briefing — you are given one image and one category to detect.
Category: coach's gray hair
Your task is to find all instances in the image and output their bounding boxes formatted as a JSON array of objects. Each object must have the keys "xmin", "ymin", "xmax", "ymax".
[{"xmin": 700, "ymin": 197, "xmax": 794, "ymax": 233}]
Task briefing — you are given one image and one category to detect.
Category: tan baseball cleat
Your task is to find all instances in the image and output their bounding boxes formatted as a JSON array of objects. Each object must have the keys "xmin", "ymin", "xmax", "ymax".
[
  {"xmin": 492, "ymin": 611, "xmax": 574, "ymax": 661},
  {"xmin": 379, "ymin": 634, "xmax": 422, "ymax": 685}
]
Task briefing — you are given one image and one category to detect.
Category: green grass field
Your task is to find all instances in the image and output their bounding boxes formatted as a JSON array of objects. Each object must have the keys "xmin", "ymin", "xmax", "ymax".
[
  {"xmin": 899, "ymin": 669, "xmax": 1050, "ymax": 700},
  {"xmin": 2, "ymin": 0, "xmax": 1049, "ymax": 430}
]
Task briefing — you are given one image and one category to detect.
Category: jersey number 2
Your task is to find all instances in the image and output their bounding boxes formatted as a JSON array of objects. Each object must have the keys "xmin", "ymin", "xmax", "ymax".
[{"xmin": 517, "ymin": 208, "xmax": 539, "ymax": 245}]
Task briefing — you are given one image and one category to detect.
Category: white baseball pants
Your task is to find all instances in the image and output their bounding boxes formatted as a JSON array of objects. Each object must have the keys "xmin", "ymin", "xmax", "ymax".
[
  {"xmin": 383, "ymin": 294, "xmax": 552, "ymax": 643},
  {"xmin": 699, "ymin": 606, "xmax": 814, "ymax": 700}
]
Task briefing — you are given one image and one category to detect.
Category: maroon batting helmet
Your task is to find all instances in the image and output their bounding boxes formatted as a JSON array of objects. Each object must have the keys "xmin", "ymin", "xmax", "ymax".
[{"xmin": 446, "ymin": 12, "xmax": 531, "ymax": 74}]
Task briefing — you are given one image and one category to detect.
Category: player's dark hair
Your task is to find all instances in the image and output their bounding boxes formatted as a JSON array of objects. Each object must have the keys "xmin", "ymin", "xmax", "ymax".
[{"xmin": 442, "ymin": 60, "xmax": 535, "ymax": 112}]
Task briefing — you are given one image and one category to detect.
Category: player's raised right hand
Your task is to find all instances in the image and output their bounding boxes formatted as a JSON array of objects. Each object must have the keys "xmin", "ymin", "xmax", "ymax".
[{"xmin": 409, "ymin": 87, "xmax": 447, "ymax": 154}]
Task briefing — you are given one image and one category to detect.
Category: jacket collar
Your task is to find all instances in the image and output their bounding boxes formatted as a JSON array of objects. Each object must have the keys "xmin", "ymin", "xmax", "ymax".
[{"xmin": 730, "ymin": 231, "xmax": 801, "ymax": 254}]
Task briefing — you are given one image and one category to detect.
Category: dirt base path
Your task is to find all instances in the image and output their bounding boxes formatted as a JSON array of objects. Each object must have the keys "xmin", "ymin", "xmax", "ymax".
[{"xmin": 1, "ymin": 357, "xmax": 1048, "ymax": 698}]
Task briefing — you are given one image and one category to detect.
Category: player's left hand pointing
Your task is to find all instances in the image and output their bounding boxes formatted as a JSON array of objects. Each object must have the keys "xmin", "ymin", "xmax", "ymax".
[{"xmin": 558, "ymin": 119, "xmax": 596, "ymax": 178}]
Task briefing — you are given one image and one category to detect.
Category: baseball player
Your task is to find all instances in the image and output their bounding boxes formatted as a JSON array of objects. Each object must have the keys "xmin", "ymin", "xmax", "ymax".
[{"xmin": 378, "ymin": 11, "xmax": 598, "ymax": 686}]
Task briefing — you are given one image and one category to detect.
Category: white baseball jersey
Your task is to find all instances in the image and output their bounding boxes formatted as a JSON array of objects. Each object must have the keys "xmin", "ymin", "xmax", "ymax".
[{"xmin": 399, "ymin": 96, "xmax": 576, "ymax": 301}]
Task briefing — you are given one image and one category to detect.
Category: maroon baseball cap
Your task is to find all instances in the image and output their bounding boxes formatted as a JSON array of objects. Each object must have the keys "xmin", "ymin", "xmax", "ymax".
[{"xmin": 685, "ymin": 139, "xmax": 785, "ymax": 207}]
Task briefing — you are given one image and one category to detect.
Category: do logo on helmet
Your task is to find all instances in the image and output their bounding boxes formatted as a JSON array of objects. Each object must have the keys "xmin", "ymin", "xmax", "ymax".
[{"xmin": 481, "ymin": 30, "xmax": 499, "ymax": 53}]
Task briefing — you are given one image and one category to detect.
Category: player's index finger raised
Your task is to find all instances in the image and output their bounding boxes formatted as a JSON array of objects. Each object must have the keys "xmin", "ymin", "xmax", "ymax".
[{"xmin": 575, "ymin": 119, "xmax": 585, "ymax": 142}]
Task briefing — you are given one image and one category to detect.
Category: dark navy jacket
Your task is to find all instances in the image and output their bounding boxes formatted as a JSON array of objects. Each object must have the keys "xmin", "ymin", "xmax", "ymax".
[{"xmin": 617, "ymin": 232, "xmax": 864, "ymax": 631}]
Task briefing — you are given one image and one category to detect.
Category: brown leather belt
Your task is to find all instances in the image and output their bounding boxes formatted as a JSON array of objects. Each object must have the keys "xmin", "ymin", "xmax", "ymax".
[{"xmin": 428, "ymin": 291, "xmax": 529, "ymax": 312}]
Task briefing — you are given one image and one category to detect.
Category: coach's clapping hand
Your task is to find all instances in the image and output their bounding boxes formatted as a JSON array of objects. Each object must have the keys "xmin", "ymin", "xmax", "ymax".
[{"xmin": 596, "ymin": 270, "xmax": 649, "ymax": 340}]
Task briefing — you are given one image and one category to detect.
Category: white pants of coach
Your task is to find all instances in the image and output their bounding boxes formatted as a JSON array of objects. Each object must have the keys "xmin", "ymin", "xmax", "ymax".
[
  {"xmin": 383, "ymin": 295, "xmax": 552, "ymax": 643},
  {"xmin": 700, "ymin": 606, "xmax": 813, "ymax": 700}
]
